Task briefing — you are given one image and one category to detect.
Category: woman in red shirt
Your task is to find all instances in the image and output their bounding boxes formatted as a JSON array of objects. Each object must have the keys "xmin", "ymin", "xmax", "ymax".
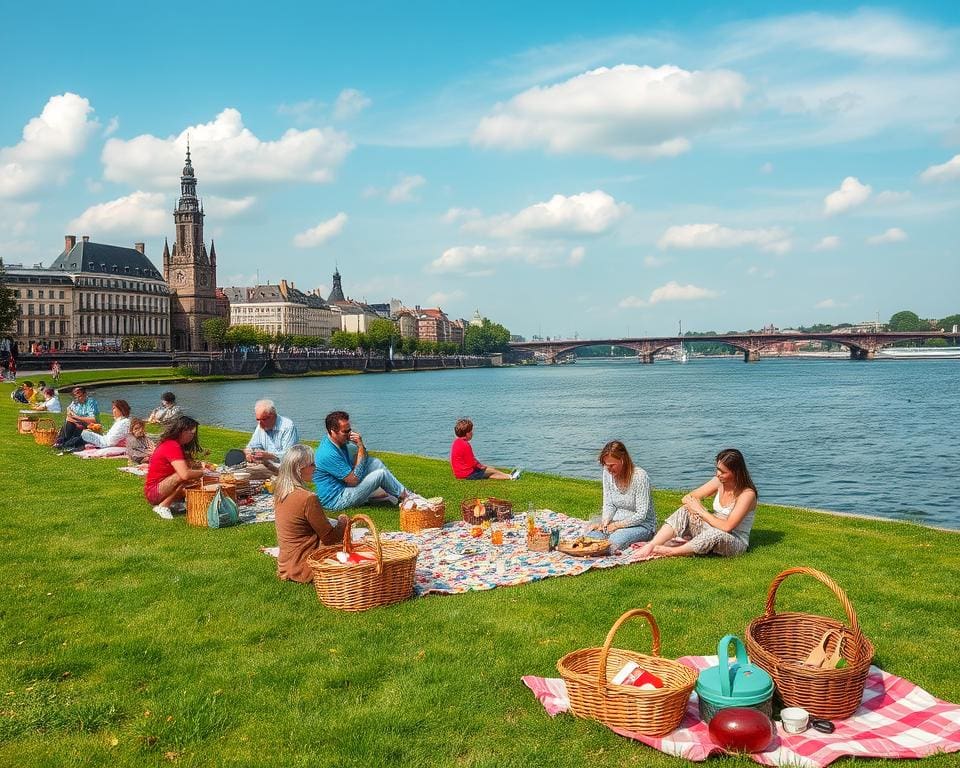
[
  {"xmin": 449, "ymin": 419, "xmax": 519, "ymax": 480},
  {"xmin": 144, "ymin": 415, "xmax": 206, "ymax": 519}
]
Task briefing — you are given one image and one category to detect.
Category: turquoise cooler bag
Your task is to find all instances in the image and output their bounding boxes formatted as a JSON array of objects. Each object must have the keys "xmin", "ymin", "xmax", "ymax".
[{"xmin": 696, "ymin": 635, "xmax": 774, "ymax": 723}]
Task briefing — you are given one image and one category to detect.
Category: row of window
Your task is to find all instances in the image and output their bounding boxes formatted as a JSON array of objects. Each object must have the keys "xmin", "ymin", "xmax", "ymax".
[
  {"xmin": 77, "ymin": 314, "xmax": 168, "ymax": 336},
  {"xmin": 15, "ymin": 289, "xmax": 67, "ymax": 299},
  {"xmin": 21, "ymin": 304, "xmax": 67, "ymax": 316},
  {"xmin": 74, "ymin": 277, "xmax": 166, "ymax": 293},
  {"xmin": 78, "ymin": 293, "xmax": 168, "ymax": 312},
  {"xmin": 19, "ymin": 320, "xmax": 70, "ymax": 336}
]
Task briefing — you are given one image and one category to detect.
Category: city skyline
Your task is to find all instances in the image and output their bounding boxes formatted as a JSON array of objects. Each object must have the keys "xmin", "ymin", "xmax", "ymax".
[{"xmin": 1, "ymin": 2, "xmax": 959, "ymax": 337}]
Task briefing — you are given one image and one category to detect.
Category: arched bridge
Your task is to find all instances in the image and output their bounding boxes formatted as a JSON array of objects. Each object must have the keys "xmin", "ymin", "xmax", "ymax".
[{"xmin": 509, "ymin": 331, "xmax": 959, "ymax": 363}]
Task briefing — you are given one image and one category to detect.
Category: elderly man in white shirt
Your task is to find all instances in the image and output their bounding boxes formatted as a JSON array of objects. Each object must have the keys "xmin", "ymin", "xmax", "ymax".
[{"xmin": 244, "ymin": 399, "xmax": 299, "ymax": 479}]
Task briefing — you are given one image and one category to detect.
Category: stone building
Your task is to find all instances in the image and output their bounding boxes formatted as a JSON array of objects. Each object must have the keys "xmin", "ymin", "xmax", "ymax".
[
  {"xmin": 416, "ymin": 307, "xmax": 451, "ymax": 343},
  {"xmin": 7, "ymin": 235, "xmax": 170, "ymax": 351},
  {"xmin": 163, "ymin": 145, "xmax": 219, "ymax": 351},
  {"xmin": 223, "ymin": 280, "xmax": 339, "ymax": 340}
]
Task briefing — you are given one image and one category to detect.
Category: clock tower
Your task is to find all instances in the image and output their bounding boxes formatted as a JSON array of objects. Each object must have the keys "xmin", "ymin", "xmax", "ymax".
[{"xmin": 163, "ymin": 144, "xmax": 219, "ymax": 351}]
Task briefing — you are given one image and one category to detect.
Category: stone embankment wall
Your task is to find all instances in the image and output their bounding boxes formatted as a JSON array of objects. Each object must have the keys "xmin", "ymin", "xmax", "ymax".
[{"xmin": 177, "ymin": 353, "xmax": 492, "ymax": 377}]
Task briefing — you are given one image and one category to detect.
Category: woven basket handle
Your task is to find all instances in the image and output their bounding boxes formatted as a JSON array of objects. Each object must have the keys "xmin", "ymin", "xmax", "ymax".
[
  {"xmin": 596, "ymin": 608, "xmax": 661, "ymax": 691},
  {"xmin": 36, "ymin": 417, "xmax": 55, "ymax": 431},
  {"xmin": 763, "ymin": 566, "xmax": 866, "ymax": 663},
  {"xmin": 342, "ymin": 513, "xmax": 384, "ymax": 576}
]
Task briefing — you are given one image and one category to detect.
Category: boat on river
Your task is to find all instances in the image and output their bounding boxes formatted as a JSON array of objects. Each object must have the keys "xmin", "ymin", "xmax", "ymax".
[{"xmin": 878, "ymin": 346, "xmax": 960, "ymax": 360}]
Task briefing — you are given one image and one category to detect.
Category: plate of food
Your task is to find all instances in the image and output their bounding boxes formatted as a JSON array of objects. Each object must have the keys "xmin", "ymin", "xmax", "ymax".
[{"xmin": 556, "ymin": 536, "xmax": 611, "ymax": 558}]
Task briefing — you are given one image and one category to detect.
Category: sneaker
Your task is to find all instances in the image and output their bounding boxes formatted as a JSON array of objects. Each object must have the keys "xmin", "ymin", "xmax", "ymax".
[
  {"xmin": 382, "ymin": 493, "xmax": 399, "ymax": 506},
  {"xmin": 153, "ymin": 505, "xmax": 174, "ymax": 520},
  {"xmin": 510, "ymin": 467, "xmax": 523, "ymax": 480}
]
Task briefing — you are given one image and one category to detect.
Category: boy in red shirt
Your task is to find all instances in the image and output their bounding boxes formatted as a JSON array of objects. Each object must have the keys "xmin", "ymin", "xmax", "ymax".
[{"xmin": 449, "ymin": 419, "xmax": 520, "ymax": 480}]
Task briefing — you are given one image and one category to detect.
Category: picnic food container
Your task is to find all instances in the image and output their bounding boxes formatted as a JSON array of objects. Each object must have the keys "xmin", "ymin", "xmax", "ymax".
[
  {"xmin": 460, "ymin": 497, "xmax": 513, "ymax": 525},
  {"xmin": 745, "ymin": 566, "xmax": 875, "ymax": 719},
  {"xmin": 307, "ymin": 513, "xmax": 418, "ymax": 612},
  {"xmin": 696, "ymin": 635, "xmax": 774, "ymax": 723},
  {"xmin": 400, "ymin": 497, "xmax": 446, "ymax": 533},
  {"xmin": 557, "ymin": 608, "xmax": 697, "ymax": 736},
  {"xmin": 557, "ymin": 537, "xmax": 611, "ymax": 558},
  {"xmin": 527, "ymin": 529, "xmax": 551, "ymax": 552},
  {"xmin": 17, "ymin": 414, "xmax": 36, "ymax": 434},
  {"xmin": 33, "ymin": 418, "xmax": 58, "ymax": 446},
  {"xmin": 185, "ymin": 478, "xmax": 236, "ymax": 527}
]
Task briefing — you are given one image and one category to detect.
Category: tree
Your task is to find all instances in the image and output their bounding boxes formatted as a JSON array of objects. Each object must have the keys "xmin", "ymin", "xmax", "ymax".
[
  {"xmin": 202, "ymin": 317, "xmax": 229, "ymax": 349},
  {"xmin": 225, "ymin": 324, "xmax": 262, "ymax": 348},
  {"xmin": 330, "ymin": 330, "xmax": 359, "ymax": 350},
  {"xmin": 938, "ymin": 314, "xmax": 960, "ymax": 333},
  {"xmin": 0, "ymin": 259, "xmax": 18, "ymax": 336},
  {"xmin": 400, "ymin": 336, "xmax": 418, "ymax": 356},
  {"xmin": 366, "ymin": 318, "xmax": 399, "ymax": 354},
  {"xmin": 888, "ymin": 310, "xmax": 926, "ymax": 332},
  {"xmin": 463, "ymin": 318, "xmax": 512, "ymax": 355}
]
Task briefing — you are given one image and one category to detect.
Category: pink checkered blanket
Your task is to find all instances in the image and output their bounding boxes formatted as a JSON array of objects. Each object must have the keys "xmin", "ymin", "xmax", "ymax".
[{"xmin": 523, "ymin": 655, "xmax": 960, "ymax": 767}]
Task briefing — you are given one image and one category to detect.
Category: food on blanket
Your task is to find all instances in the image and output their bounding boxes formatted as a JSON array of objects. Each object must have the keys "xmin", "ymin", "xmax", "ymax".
[
  {"xmin": 708, "ymin": 708, "xmax": 774, "ymax": 753},
  {"xmin": 779, "ymin": 707, "xmax": 809, "ymax": 734},
  {"xmin": 568, "ymin": 536, "xmax": 604, "ymax": 549},
  {"xmin": 470, "ymin": 526, "xmax": 483, "ymax": 538},
  {"xmin": 491, "ymin": 528, "xmax": 503, "ymax": 546}
]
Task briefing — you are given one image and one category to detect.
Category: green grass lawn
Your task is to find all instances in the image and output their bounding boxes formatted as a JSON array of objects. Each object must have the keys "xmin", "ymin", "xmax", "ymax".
[{"xmin": 1, "ymin": 371, "xmax": 958, "ymax": 767}]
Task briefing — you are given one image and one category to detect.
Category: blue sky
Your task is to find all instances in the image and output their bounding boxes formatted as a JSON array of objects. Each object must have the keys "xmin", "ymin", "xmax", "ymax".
[{"xmin": 1, "ymin": 1, "xmax": 958, "ymax": 337}]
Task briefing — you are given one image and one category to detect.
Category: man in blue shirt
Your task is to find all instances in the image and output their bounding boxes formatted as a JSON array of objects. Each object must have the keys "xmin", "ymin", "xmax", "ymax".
[
  {"xmin": 313, "ymin": 410, "xmax": 420, "ymax": 511},
  {"xmin": 245, "ymin": 399, "xmax": 299, "ymax": 478},
  {"xmin": 54, "ymin": 386, "xmax": 100, "ymax": 452}
]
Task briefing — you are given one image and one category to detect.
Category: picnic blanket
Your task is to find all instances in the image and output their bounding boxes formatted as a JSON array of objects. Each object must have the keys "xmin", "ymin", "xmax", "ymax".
[
  {"xmin": 378, "ymin": 510, "xmax": 654, "ymax": 596},
  {"xmin": 74, "ymin": 446, "xmax": 127, "ymax": 459},
  {"xmin": 523, "ymin": 654, "xmax": 960, "ymax": 767}
]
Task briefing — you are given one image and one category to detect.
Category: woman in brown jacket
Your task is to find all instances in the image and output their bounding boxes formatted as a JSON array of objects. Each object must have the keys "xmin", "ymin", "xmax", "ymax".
[{"xmin": 274, "ymin": 444, "xmax": 349, "ymax": 582}]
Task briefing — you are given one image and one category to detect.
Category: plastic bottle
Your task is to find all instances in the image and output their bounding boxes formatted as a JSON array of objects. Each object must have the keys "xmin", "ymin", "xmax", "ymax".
[{"xmin": 527, "ymin": 501, "xmax": 536, "ymax": 535}]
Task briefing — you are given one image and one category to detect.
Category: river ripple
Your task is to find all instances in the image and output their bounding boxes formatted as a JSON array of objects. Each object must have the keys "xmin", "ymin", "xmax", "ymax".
[{"xmin": 95, "ymin": 357, "xmax": 960, "ymax": 529}]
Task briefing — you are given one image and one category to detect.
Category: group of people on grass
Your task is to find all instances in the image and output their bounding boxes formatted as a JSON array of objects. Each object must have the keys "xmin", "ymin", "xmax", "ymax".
[{"xmin": 28, "ymin": 382, "xmax": 759, "ymax": 583}]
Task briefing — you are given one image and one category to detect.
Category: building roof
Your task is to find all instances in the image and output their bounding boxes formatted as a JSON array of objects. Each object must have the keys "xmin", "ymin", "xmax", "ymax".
[
  {"xmin": 4, "ymin": 267, "xmax": 74, "ymax": 286},
  {"xmin": 49, "ymin": 240, "xmax": 164, "ymax": 281},
  {"xmin": 222, "ymin": 283, "xmax": 333, "ymax": 309}
]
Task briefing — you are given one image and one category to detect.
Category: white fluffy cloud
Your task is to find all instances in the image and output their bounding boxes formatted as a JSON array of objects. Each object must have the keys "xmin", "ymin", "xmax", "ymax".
[
  {"xmin": 473, "ymin": 64, "xmax": 747, "ymax": 159},
  {"xmin": 427, "ymin": 243, "xmax": 575, "ymax": 275},
  {"xmin": 814, "ymin": 235, "xmax": 840, "ymax": 251},
  {"xmin": 824, "ymin": 176, "xmax": 872, "ymax": 215},
  {"xmin": 102, "ymin": 108, "xmax": 353, "ymax": 190},
  {"xmin": 427, "ymin": 289, "xmax": 465, "ymax": 306},
  {"xmin": 619, "ymin": 281, "xmax": 719, "ymax": 308},
  {"xmin": 920, "ymin": 154, "xmax": 960, "ymax": 183},
  {"xmin": 67, "ymin": 191, "xmax": 168, "ymax": 236},
  {"xmin": 293, "ymin": 212, "xmax": 348, "ymax": 248},
  {"xmin": 387, "ymin": 174, "xmax": 426, "ymax": 204},
  {"xmin": 0, "ymin": 93, "xmax": 99, "ymax": 199},
  {"xmin": 867, "ymin": 227, "xmax": 907, "ymax": 245},
  {"xmin": 443, "ymin": 207, "xmax": 481, "ymax": 223},
  {"xmin": 657, "ymin": 223, "xmax": 791, "ymax": 254},
  {"xmin": 462, "ymin": 191, "xmax": 628, "ymax": 238},
  {"xmin": 206, "ymin": 195, "xmax": 257, "ymax": 219},
  {"xmin": 333, "ymin": 89, "xmax": 372, "ymax": 120}
]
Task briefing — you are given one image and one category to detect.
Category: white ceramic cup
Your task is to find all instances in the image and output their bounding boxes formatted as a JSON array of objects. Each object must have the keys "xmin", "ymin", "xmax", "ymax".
[{"xmin": 781, "ymin": 707, "xmax": 810, "ymax": 733}]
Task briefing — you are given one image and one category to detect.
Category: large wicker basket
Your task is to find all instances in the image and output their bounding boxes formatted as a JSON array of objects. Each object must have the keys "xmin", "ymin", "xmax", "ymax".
[
  {"xmin": 400, "ymin": 499, "xmax": 446, "ymax": 533},
  {"xmin": 184, "ymin": 479, "xmax": 236, "ymax": 527},
  {"xmin": 17, "ymin": 414, "xmax": 36, "ymax": 434},
  {"xmin": 33, "ymin": 418, "xmax": 58, "ymax": 446},
  {"xmin": 745, "ymin": 567, "xmax": 875, "ymax": 719},
  {"xmin": 307, "ymin": 514, "xmax": 418, "ymax": 612},
  {"xmin": 460, "ymin": 497, "xmax": 513, "ymax": 525},
  {"xmin": 557, "ymin": 608, "xmax": 697, "ymax": 736}
]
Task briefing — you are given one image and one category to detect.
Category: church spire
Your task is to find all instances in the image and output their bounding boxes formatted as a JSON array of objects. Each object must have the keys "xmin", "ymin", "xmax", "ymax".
[
  {"xmin": 178, "ymin": 141, "xmax": 199, "ymax": 212},
  {"xmin": 327, "ymin": 267, "xmax": 345, "ymax": 303}
]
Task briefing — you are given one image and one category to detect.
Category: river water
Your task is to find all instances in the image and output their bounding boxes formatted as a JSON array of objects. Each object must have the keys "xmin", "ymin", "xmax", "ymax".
[{"xmin": 95, "ymin": 357, "xmax": 960, "ymax": 529}]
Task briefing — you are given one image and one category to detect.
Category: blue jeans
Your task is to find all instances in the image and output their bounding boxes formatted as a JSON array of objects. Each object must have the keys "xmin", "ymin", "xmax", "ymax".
[
  {"xmin": 588, "ymin": 515, "xmax": 653, "ymax": 553},
  {"xmin": 325, "ymin": 457, "xmax": 408, "ymax": 512}
]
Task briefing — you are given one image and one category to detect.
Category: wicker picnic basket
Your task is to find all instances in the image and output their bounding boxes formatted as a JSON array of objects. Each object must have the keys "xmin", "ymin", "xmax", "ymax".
[
  {"xmin": 184, "ymin": 478, "xmax": 236, "ymax": 527},
  {"xmin": 400, "ymin": 498, "xmax": 446, "ymax": 533},
  {"xmin": 307, "ymin": 513, "xmax": 419, "ymax": 612},
  {"xmin": 527, "ymin": 529, "xmax": 551, "ymax": 552},
  {"xmin": 460, "ymin": 497, "xmax": 513, "ymax": 525},
  {"xmin": 33, "ymin": 418, "xmax": 58, "ymax": 446},
  {"xmin": 557, "ymin": 608, "xmax": 697, "ymax": 736},
  {"xmin": 745, "ymin": 567, "xmax": 875, "ymax": 719},
  {"xmin": 17, "ymin": 414, "xmax": 36, "ymax": 434}
]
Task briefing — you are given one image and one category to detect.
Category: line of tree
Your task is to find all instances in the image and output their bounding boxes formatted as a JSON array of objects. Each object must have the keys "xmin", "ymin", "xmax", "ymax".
[{"xmin": 0, "ymin": 260, "xmax": 18, "ymax": 336}]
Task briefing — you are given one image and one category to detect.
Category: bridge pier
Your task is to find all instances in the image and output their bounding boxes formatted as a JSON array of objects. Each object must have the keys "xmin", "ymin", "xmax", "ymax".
[
  {"xmin": 849, "ymin": 348, "xmax": 875, "ymax": 360},
  {"xmin": 637, "ymin": 353, "xmax": 654, "ymax": 364},
  {"xmin": 744, "ymin": 350, "xmax": 760, "ymax": 363}
]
